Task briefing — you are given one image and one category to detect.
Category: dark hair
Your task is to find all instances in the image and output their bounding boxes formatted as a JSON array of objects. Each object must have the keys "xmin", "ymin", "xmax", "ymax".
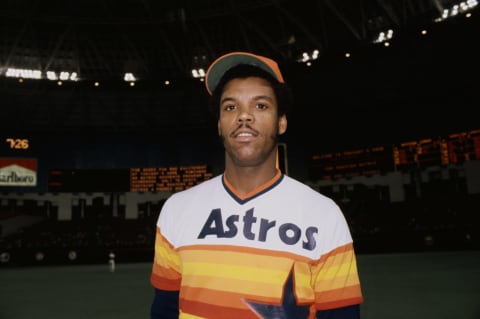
[{"xmin": 208, "ymin": 64, "xmax": 293, "ymax": 120}]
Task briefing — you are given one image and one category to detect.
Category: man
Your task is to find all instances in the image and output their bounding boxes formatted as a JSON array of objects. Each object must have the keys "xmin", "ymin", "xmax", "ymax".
[{"xmin": 150, "ymin": 51, "xmax": 363, "ymax": 319}]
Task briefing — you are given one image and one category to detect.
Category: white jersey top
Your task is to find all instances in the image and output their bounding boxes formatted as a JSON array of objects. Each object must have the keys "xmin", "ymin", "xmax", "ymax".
[{"xmin": 151, "ymin": 170, "xmax": 363, "ymax": 319}]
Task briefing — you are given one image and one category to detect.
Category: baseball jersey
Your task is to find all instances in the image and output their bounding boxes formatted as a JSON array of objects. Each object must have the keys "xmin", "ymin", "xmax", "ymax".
[{"xmin": 151, "ymin": 170, "xmax": 363, "ymax": 319}]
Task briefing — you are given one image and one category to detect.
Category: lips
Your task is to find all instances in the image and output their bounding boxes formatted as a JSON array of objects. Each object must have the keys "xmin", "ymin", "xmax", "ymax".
[
  {"xmin": 233, "ymin": 129, "xmax": 258, "ymax": 139},
  {"xmin": 237, "ymin": 132, "xmax": 254, "ymax": 137}
]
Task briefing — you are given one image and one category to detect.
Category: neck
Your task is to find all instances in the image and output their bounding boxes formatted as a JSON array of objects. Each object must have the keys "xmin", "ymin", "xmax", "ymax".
[{"xmin": 224, "ymin": 158, "xmax": 279, "ymax": 196}]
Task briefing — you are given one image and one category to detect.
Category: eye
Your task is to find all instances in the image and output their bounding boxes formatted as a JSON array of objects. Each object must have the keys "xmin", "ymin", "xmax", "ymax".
[
  {"xmin": 256, "ymin": 103, "xmax": 268, "ymax": 110},
  {"xmin": 223, "ymin": 104, "xmax": 236, "ymax": 111}
]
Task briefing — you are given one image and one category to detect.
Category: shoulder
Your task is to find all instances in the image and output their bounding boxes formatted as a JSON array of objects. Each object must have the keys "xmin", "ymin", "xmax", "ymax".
[
  {"xmin": 279, "ymin": 175, "xmax": 346, "ymax": 227},
  {"xmin": 281, "ymin": 175, "xmax": 338, "ymax": 208},
  {"xmin": 279, "ymin": 175, "xmax": 354, "ymax": 252},
  {"xmin": 157, "ymin": 174, "xmax": 223, "ymax": 228},
  {"xmin": 161, "ymin": 174, "xmax": 222, "ymax": 210}
]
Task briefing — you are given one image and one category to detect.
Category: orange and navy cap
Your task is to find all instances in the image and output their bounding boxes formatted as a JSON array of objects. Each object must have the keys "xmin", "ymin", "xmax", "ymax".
[{"xmin": 205, "ymin": 51, "xmax": 285, "ymax": 95}]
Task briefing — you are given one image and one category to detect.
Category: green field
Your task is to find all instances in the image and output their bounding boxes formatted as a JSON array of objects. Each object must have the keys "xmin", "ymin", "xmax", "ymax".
[{"xmin": 1, "ymin": 250, "xmax": 479, "ymax": 319}]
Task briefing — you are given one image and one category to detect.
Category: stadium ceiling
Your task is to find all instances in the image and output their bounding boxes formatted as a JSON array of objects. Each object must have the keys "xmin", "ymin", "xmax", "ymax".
[
  {"xmin": 0, "ymin": 0, "xmax": 477, "ymax": 141},
  {"xmin": 0, "ymin": 0, "xmax": 468, "ymax": 81}
]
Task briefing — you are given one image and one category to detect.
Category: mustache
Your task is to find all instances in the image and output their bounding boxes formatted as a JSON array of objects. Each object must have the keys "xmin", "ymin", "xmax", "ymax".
[{"xmin": 231, "ymin": 123, "xmax": 259, "ymax": 137}]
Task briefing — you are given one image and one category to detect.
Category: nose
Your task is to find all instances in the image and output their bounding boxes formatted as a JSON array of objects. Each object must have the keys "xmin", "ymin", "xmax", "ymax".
[{"xmin": 237, "ymin": 106, "xmax": 253, "ymax": 124}]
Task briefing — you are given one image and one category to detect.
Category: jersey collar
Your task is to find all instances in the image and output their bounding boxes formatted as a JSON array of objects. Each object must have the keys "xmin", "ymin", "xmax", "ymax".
[{"xmin": 222, "ymin": 169, "xmax": 284, "ymax": 204}]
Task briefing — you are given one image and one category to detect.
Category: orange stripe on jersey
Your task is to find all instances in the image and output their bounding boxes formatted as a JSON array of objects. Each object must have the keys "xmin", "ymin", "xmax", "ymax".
[
  {"xmin": 181, "ymin": 286, "xmax": 281, "ymax": 309},
  {"xmin": 179, "ymin": 249, "xmax": 291, "ymax": 299},
  {"xmin": 151, "ymin": 272, "xmax": 181, "ymax": 290},
  {"xmin": 313, "ymin": 242, "xmax": 354, "ymax": 264},
  {"xmin": 178, "ymin": 244, "xmax": 313, "ymax": 262},
  {"xmin": 315, "ymin": 286, "xmax": 364, "ymax": 310},
  {"xmin": 182, "ymin": 273, "xmax": 285, "ymax": 300},
  {"xmin": 181, "ymin": 298, "xmax": 258, "ymax": 319},
  {"xmin": 223, "ymin": 169, "xmax": 282, "ymax": 201},
  {"xmin": 151, "ymin": 227, "xmax": 181, "ymax": 290},
  {"xmin": 293, "ymin": 262, "xmax": 316, "ymax": 302},
  {"xmin": 311, "ymin": 243, "xmax": 363, "ymax": 309},
  {"xmin": 313, "ymin": 244, "xmax": 360, "ymax": 286},
  {"xmin": 315, "ymin": 285, "xmax": 363, "ymax": 304}
]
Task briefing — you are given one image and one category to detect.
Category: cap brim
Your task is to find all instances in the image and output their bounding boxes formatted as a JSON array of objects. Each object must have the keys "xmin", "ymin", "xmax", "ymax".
[{"xmin": 205, "ymin": 52, "xmax": 284, "ymax": 95}]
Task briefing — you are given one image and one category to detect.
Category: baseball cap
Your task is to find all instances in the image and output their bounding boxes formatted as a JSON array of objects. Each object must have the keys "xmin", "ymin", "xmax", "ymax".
[{"xmin": 205, "ymin": 51, "xmax": 285, "ymax": 95}]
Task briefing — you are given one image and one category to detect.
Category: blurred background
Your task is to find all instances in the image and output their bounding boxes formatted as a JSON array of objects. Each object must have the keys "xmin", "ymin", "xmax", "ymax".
[{"xmin": 0, "ymin": 0, "xmax": 479, "ymax": 267}]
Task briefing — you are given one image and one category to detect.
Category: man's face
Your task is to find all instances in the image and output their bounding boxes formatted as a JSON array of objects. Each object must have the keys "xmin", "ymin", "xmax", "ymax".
[{"xmin": 217, "ymin": 76, "xmax": 287, "ymax": 167}]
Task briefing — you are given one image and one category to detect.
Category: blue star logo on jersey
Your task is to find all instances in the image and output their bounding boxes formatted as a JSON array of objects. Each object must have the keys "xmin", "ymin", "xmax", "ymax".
[{"xmin": 243, "ymin": 272, "xmax": 310, "ymax": 319}]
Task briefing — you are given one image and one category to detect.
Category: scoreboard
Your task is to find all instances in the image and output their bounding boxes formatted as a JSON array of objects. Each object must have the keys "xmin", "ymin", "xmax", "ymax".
[
  {"xmin": 130, "ymin": 165, "xmax": 213, "ymax": 192},
  {"xmin": 48, "ymin": 165, "xmax": 213, "ymax": 193},
  {"xmin": 393, "ymin": 130, "xmax": 480, "ymax": 170},
  {"xmin": 309, "ymin": 145, "xmax": 394, "ymax": 180},
  {"xmin": 310, "ymin": 129, "xmax": 480, "ymax": 180}
]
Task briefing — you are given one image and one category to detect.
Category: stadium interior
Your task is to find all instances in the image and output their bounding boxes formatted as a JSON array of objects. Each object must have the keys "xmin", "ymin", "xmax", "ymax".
[{"xmin": 1, "ymin": 0, "xmax": 479, "ymax": 266}]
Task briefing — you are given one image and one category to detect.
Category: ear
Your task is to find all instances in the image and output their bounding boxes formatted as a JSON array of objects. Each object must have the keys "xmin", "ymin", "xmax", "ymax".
[
  {"xmin": 278, "ymin": 115, "xmax": 287, "ymax": 135},
  {"xmin": 217, "ymin": 120, "xmax": 222, "ymax": 136}
]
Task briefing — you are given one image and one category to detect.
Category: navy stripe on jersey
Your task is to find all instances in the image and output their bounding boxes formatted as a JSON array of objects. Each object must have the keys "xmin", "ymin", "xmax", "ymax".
[{"xmin": 222, "ymin": 173, "xmax": 284, "ymax": 204}]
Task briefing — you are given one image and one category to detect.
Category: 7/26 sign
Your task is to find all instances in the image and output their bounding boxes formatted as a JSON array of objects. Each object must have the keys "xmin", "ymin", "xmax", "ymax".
[{"xmin": 5, "ymin": 138, "xmax": 29, "ymax": 150}]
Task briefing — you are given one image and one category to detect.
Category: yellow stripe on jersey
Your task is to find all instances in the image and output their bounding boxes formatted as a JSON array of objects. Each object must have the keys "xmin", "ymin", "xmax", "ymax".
[
  {"xmin": 179, "ymin": 246, "xmax": 294, "ymax": 300},
  {"xmin": 179, "ymin": 310, "xmax": 205, "ymax": 319},
  {"xmin": 293, "ymin": 262, "xmax": 316, "ymax": 302},
  {"xmin": 312, "ymin": 243, "xmax": 363, "ymax": 309},
  {"xmin": 151, "ymin": 227, "xmax": 182, "ymax": 290}
]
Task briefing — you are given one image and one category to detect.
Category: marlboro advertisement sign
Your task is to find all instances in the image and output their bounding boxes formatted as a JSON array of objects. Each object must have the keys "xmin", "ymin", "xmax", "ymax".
[{"xmin": 0, "ymin": 158, "xmax": 37, "ymax": 187}]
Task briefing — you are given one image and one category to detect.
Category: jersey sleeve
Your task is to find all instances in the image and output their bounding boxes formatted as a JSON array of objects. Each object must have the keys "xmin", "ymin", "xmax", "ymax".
[
  {"xmin": 311, "ymin": 241, "xmax": 363, "ymax": 310},
  {"xmin": 311, "ymin": 198, "xmax": 363, "ymax": 311},
  {"xmin": 150, "ymin": 226, "xmax": 182, "ymax": 290}
]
